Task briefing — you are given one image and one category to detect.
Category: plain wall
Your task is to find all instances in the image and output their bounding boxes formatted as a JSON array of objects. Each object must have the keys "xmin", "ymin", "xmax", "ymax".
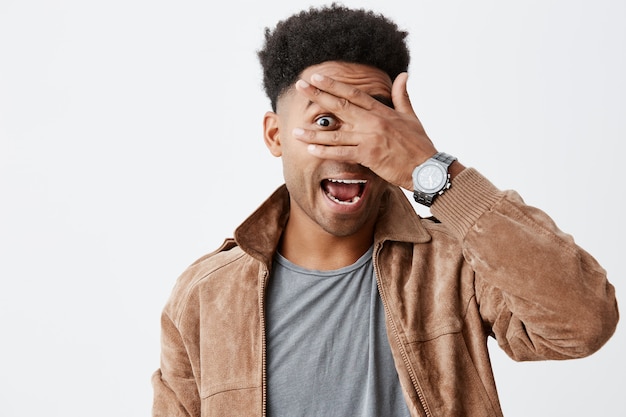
[{"xmin": 1, "ymin": 1, "xmax": 624, "ymax": 415}]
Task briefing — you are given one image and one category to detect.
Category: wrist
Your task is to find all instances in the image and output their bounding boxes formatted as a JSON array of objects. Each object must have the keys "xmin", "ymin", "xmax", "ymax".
[
  {"xmin": 448, "ymin": 160, "xmax": 465, "ymax": 181},
  {"xmin": 430, "ymin": 168, "xmax": 503, "ymax": 238}
]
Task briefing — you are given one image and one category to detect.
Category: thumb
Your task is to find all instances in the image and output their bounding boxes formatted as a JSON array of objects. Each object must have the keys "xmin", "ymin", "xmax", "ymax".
[{"xmin": 392, "ymin": 72, "xmax": 417, "ymax": 117}]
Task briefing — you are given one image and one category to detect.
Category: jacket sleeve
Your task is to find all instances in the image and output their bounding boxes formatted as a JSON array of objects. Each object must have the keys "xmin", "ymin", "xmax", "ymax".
[
  {"xmin": 152, "ymin": 308, "xmax": 201, "ymax": 417},
  {"xmin": 431, "ymin": 168, "xmax": 619, "ymax": 361}
]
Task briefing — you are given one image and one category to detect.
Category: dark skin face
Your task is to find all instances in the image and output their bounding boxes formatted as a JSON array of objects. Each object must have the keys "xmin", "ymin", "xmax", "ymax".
[
  {"xmin": 263, "ymin": 61, "xmax": 464, "ymax": 270},
  {"xmin": 264, "ymin": 62, "xmax": 391, "ymax": 269}
]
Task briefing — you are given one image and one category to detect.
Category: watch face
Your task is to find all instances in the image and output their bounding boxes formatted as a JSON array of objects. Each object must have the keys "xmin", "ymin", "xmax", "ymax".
[{"xmin": 415, "ymin": 163, "xmax": 446, "ymax": 192}]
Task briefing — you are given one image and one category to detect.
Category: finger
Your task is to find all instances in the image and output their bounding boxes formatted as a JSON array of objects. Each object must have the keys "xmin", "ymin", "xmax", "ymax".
[
  {"xmin": 295, "ymin": 76, "xmax": 376, "ymax": 116},
  {"xmin": 305, "ymin": 142, "xmax": 359, "ymax": 163},
  {"xmin": 293, "ymin": 127, "xmax": 358, "ymax": 147},
  {"xmin": 391, "ymin": 72, "xmax": 417, "ymax": 117},
  {"xmin": 310, "ymin": 73, "xmax": 380, "ymax": 110}
]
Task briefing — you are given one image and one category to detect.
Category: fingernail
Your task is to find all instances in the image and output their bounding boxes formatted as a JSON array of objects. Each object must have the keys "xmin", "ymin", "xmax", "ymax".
[
  {"xmin": 296, "ymin": 79, "xmax": 309, "ymax": 88},
  {"xmin": 293, "ymin": 128, "xmax": 304, "ymax": 136},
  {"xmin": 311, "ymin": 73, "xmax": 324, "ymax": 82}
]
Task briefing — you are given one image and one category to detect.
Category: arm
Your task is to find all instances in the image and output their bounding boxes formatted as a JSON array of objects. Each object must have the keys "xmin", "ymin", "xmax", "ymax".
[
  {"xmin": 293, "ymin": 71, "xmax": 618, "ymax": 360},
  {"xmin": 433, "ymin": 168, "xmax": 618, "ymax": 360},
  {"xmin": 152, "ymin": 309, "xmax": 200, "ymax": 417}
]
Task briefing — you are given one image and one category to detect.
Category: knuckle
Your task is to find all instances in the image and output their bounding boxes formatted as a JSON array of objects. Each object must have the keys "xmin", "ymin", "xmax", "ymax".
[
  {"xmin": 336, "ymin": 97, "xmax": 350, "ymax": 111},
  {"xmin": 347, "ymin": 87, "xmax": 362, "ymax": 101},
  {"xmin": 333, "ymin": 87, "xmax": 362, "ymax": 111}
]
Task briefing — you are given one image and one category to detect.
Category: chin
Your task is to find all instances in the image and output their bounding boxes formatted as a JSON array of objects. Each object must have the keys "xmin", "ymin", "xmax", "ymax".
[{"xmin": 318, "ymin": 217, "xmax": 371, "ymax": 238}]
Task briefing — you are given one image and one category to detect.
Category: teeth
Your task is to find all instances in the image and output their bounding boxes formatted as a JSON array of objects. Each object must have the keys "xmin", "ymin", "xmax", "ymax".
[
  {"xmin": 326, "ymin": 194, "xmax": 361, "ymax": 205},
  {"xmin": 323, "ymin": 178, "xmax": 366, "ymax": 205},
  {"xmin": 327, "ymin": 179, "xmax": 367, "ymax": 184}
]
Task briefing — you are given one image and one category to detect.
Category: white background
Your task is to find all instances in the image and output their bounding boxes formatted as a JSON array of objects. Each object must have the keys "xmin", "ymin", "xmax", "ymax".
[{"xmin": 1, "ymin": 0, "xmax": 624, "ymax": 416}]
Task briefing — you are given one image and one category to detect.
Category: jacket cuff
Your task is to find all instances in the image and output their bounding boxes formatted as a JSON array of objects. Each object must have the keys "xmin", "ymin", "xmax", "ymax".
[{"xmin": 430, "ymin": 168, "xmax": 505, "ymax": 239}]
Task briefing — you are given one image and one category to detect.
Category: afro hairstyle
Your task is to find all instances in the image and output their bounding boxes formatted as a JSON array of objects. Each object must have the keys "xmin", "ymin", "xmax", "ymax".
[{"xmin": 258, "ymin": 3, "xmax": 410, "ymax": 111}]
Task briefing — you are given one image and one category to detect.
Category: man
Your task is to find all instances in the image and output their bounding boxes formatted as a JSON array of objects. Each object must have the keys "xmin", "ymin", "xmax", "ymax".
[{"xmin": 152, "ymin": 5, "xmax": 618, "ymax": 416}]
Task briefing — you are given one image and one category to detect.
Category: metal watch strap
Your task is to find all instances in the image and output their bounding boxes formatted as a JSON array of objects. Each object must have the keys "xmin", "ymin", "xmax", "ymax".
[
  {"xmin": 413, "ymin": 152, "xmax": 457, "ymax": 206},
  {"xmin": 431, "ymin": 152, "xmax": 457, "ymax": 166},
  {"xmin": 413, "ymin": 190, "xmax": 438, "ymax": 206}
]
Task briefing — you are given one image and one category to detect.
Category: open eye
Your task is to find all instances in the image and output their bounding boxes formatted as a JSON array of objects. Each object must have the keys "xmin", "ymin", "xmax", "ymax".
[{"xmin": 315, "ymin": 115, "xmax": 338, "ymax": 129}]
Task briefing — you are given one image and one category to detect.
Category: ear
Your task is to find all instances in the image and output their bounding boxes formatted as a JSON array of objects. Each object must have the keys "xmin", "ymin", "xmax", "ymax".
[{"xmin": 263, "ymin": 111, "xmax": 282, "ymax": 157}]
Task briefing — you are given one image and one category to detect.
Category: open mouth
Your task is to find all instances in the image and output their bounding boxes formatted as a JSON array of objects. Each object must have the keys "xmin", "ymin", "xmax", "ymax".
[{"xmin": 321, "ymin": 178, "xmax": 367, "ymax": 205}]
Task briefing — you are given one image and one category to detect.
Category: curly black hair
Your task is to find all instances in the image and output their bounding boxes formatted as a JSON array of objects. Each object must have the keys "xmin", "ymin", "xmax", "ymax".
[{"xmin": 258, "ymin": 4, "xmax": 410, "ymax": 111}]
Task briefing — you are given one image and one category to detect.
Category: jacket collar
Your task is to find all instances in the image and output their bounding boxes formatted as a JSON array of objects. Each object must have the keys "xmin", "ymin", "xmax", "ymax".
[{"xmin": 234, "ymin": 184, "xmax": 431, "ymax": 266}]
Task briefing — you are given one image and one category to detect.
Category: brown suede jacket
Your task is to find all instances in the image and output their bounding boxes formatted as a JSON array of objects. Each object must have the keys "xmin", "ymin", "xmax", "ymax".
[{"xmin": 152, "ymin": 168, "xmax": 618, "ymax": 417}]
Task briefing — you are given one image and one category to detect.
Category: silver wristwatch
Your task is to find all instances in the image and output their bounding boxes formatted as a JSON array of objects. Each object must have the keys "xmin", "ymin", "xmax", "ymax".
[{"xmin": 412, "ymin": 152, "xmax": 457, "ymax": 207}]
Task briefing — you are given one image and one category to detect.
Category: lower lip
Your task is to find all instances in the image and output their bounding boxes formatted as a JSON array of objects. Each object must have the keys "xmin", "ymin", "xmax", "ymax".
[{"xmin": 320, "ymin": 184, "xmax": 368, "ymax": 213}]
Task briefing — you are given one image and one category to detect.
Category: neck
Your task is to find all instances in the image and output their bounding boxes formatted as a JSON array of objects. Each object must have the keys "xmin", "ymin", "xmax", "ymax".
[{"xmin": 279, "ymin": 217, "xmax": 375, "ymax": 271}]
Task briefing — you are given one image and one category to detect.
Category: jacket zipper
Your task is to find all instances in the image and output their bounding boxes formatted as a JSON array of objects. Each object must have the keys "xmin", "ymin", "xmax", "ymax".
[
  {"xmin": 373, "ymin": 243, "xmax": 432, "ymax": 417},
  {"xmin": 259, "ymin": 266, "xmax": 269, "ymax": 417}
]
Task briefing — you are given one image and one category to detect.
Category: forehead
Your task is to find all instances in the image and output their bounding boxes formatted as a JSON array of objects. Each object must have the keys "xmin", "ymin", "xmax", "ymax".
[
  {"xmin": 301, "ymin": 61, "xmax": 393, "ymax": 96},
  {"xmin": 276, "ymin": 61, "xmax": 393, "ymax": 112}
]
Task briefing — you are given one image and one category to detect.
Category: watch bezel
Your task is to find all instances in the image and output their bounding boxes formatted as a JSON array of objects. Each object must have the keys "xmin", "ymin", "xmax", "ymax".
[
  {"xmin": 412, "ymin": 161, "xmax": 448, "ymax": 193},
  {"xmin": 412, "ymin": 152, "xmax": 457, "ymax": 207}
]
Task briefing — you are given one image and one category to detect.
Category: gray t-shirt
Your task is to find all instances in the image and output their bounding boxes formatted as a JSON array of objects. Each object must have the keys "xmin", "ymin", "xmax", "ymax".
[{"xmin": 266, "ymin": 247, "xmax": 410, "ymax": 417}]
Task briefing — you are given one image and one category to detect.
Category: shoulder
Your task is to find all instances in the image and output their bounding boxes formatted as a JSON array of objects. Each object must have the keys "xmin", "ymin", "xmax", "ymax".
[
  {"xmin": 185, "ymin": 238, "xmax": 246, "ymax": 278},
  {"xmin": 163, "ymin": 239, "xmax": 252, "ymax": 322}
]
